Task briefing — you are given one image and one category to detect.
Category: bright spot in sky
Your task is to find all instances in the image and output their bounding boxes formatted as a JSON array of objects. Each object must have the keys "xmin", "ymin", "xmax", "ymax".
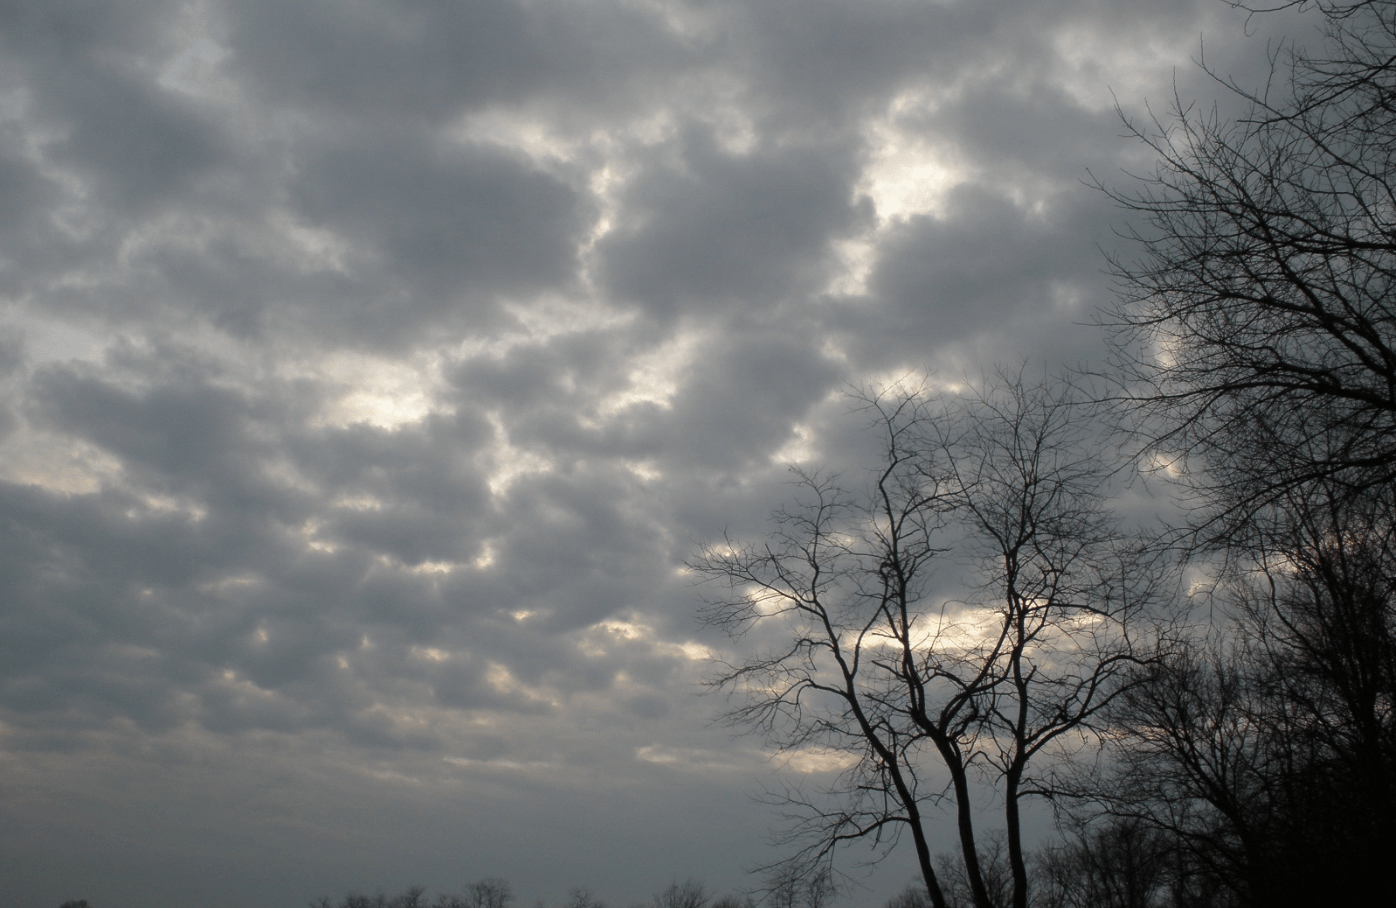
[
  {"xmin": 158, "ymin": 39, "xmax": 228, "ymax": 97},
  {"xmin": 862, "ymin": 96, "xmax": 961, "ymax": 222},
  {"xmin": 908, "ymin": 604, "xmax": 1003, "ymax": 655},
  {"xmin": 453, "ymin": 109, "xmax": 577, "ymax": 166},
  {"xmin": 0, "ymin": 431, "xmax": 122, "ymax": 494},
  {"xmin": 309, "ymin": 351, "xmax": 443, "ymax": 429},
  {"xmin": 593, "ymin": 327, "xmax": 706, "ymax": 419},
  {"xmin": 484, "ymin": 423, "xmax": 556, "ymax": 497},
  {"xmin": 823, "ymin": 235, "xmax": 878, "ymax": 296},
  {"xmin": 780, "ymin": 747, "xmax": 859, "ymax": 774},
  {"xmin": 407, "ymin": 561, "xmax": 455, "ymax": 576},
  {"xmin": 769, "ymin": 422, "xmax": 819, "ymax": 465}
]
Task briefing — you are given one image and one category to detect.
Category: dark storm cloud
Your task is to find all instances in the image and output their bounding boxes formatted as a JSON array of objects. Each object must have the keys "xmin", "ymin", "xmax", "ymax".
[
  {"xmin": 656, "ymin": 325, "xmax": 843, "ymax": 467},
  {"xmin": 0, "ymin": 1, "xmax": 231, "ymax": 211},
  {"xmin": 290, "ymin": 130, "xmax": 591, "ymax": 301},
  {"xmin": 223, "ymin": 0, "xmax": 712, "ymax": 128},
  {"xmin": 599, "ymin": 124, "xmax": 872, "ymax": 315},
  {"xmin": 32, "ymin": 363, "xmax": 288, "ymax": 505},
  {"xmin": 837, "ymin": 182, "xmax": 1116, "ymax": 367},
  {"xmin": 225, "ymin": 0, "xmax": 543, "ymax": 116},
  {"xmin": 0, "ymin": 137, "xmax": 61, "ymax": 279},
  {"xmin": 705, "ymin": 0, "xmax": 995, "ymax": 121},
  {"xmin": 290, "ymin": 417, "xmax": 495, "ymax": 566}
]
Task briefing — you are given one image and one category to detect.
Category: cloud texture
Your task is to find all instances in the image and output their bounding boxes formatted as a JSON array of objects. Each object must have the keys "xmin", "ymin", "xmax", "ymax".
[{"xmin": 0, "ymin": 1, "xmax": 1312, "ymax": 905}]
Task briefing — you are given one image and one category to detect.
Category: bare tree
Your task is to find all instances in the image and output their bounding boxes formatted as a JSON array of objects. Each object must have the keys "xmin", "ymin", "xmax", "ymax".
[
  {"xmin": 1074, "ymin": 4, "xmax": 1396, "ymax": 905},
  {"xmin": 436, "ymin": 893, "xmax": 474, "ymax": 908},
  {"xmin": 883, "ymin": 882, "xmax": 930, "ymax": 908},
  {"xmin": 803, "ymin": 867, "xmax": 836, "ymax": 908},
  {"xmin": 765, "ymin": 865, "xmax": 836, "ymax": 908},
  {"xmin": 1032, "ymin": 816, "xmax": 1173, "ymax": 908},
  {"xmin": 653, "ymin": 880, "xmax": 709, "ymax": 908},
  {"xmin": 1084, "ymin": 480, "xmax": 1396, "ymax": 907},
  {"xmin": 468, "ymin": 880, "xmax": 515, "ymax": 908},
  {"xmin": 695, "ymin": 375, "xmax": 1167, "ymax": 908},
  {"xmin": 935, "ymin": 376, "xmax": 1173, "ymax": 908},
  {"xmin": 566, "ymin": 888, "xmax": 606, "ymax": 908},
  {"xmin": 710, "ymin": 895, "xmax": 754, "ymax": 908},
  {"xmin": 1102, "ymin": 0, "xmax": 1396, "ymax": 534},
  {"xmin": 934, "ymin": 832, "xmax": 1014, "ymax": 908}
]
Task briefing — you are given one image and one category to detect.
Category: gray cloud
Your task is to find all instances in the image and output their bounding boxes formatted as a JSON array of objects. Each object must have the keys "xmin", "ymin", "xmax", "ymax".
[
  {"xmin": 290, "ymin": 131, "xmax": 592, "ymax": 299},
  {"xmin": 599, "ymin": 124, "xmax": 871, "ymax": 315},
  {"xmin": 0, "ymin": 0, "xmax": 1296, "ymax": 905}
]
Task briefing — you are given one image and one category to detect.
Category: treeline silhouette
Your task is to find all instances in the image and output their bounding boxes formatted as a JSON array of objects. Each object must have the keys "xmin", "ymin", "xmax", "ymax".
[{"xmin": 306, "ymin": 879, "xmax": 768, "ymax": 908}]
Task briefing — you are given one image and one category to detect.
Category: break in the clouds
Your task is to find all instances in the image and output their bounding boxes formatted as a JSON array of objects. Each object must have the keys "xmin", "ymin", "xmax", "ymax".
[{"xmin": 0, "ymin": 1, "xmax": 1312, "ymax": 906}]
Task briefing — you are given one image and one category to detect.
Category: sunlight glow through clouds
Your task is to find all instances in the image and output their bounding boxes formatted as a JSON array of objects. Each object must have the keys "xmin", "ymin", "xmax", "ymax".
[
  {"xmin": 500, "ymin": 295, "xmax": 634, "ymax": 345},
  {"xmin": 299, "ymin": 519, "xmax": 338, "ymax": 554},
  {"xmin": 779, "ymin": 747, "xmax": 860, "ymax": 775},
  {"xmin": 0, "ymin": 431, "xmax": 124, "ymax": 493},
  {"xmin": 634, "ymin": 744, "xmax": 751, "ymax": 773},
  {"xmin": 593, "ymin": 327, "xmax": 705, "ymax": 418},
  {"xmin": 309, "ymin": 351, "xmax": 444, "ymax": 429},
  {"xmin": 405, "ymin": 561, "xmax": 456, "ymax": 576},
  {"xmin": 486, "ymin": 662, "xmax": 557, "ymax": 709},
  {"xmin": 576, "ymin": 617, "xmax": 712, "ymax": 664},
  {"xmin": 769, "ymin": 421, "xmax": 820, "ymax": 465},
  {"xmin": 861, "ymin": 92, "xmax": 963, "ymax": 223},
  {"xmin": 158, "ymin": 38, "xmax": 228, "ymax": 97},
  {"xmin": 266, "ymin": 213, "xmax": 359, "ymax": 276},
  {"xmin": 483, "ymin": 413, "xmax": 557, "ymax": 498},
  {"xmin": 452, "ymin": 109, "xmax": 579, "ymax": 167},
  {"xmin": 908, "ymin": 604, "xmax": 1002, "ymax": 652}
]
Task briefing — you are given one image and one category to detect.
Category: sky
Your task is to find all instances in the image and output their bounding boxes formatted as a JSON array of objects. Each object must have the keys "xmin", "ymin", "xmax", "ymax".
[{"xmin": 0, "ymin": 1, "xmax": 1312, "ymax": 907}]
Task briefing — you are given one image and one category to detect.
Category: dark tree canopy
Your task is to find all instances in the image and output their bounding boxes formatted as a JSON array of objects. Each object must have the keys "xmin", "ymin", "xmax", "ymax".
[
  {"xmin": 1083, "ymin": 6, "xmax": 1396, "ymax": 906},
  {"xmin": 1104, "ymin": 0, "xmax": 1396, "ymax": 531}
]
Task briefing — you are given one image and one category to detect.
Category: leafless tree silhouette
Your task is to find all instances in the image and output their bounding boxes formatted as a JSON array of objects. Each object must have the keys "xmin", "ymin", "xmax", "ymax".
[
  {"xmin": 695, "ymin": 374, "xmax": 1170, "ymax": 908},
  {"xmin": 1103, "ymin": 0, "xmax": 1396, "ymax": 537}
]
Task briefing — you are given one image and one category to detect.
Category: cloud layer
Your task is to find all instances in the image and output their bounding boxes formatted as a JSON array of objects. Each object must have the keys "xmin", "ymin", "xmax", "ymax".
[{"xmin": 0, "ymin": 1, "xmax": 1312, "ymax": 906}]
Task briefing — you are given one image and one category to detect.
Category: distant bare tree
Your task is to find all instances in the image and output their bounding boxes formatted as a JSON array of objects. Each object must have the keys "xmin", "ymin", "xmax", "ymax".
[
  {"xmin": 1033, "ymin": 817, "xmax": 1172, "ymax": 908},
  {"xmin": 803, "ymin": 867, "xmax": 836, "ymax": 908},
  {"xmin": 395, "ymin": 886, "xmax": 428, "ymax": 908},
  {"xmin": 653, "ymin": 880, "xmax": 709, "ymax": 908},
  {"xmin": 468, "ymin": 879, "xmax": 515, "ymax": 908},
  {"xmin": 709, "ymin": 895, "xmax": 752, "ymax": 908},
  {"xmin": 934, "ymin": 833, "xmax": 1013, "ymax": 908},
  {"xmin": 434, "ymin": 895, "xmax": 469, "ymax": 908},
  {"xmin": 883, "ymin": 882, "xmax": 930, "ymax": 908},
  {"xmin": 567, "ymin": 888, "xmax": 606, "ymax": 908},
  {"xmin": 764, "ymin": 865, "xmax": 835, "ymax": 908}
]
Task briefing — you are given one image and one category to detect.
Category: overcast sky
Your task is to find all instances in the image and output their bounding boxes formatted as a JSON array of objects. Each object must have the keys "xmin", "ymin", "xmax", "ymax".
[{"xmin": 0, "ymin": 1, "xmax": 1311, "ymax": 906}]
